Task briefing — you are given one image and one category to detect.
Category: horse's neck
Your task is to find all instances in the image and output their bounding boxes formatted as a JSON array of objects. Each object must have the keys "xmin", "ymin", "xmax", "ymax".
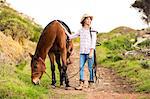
[
  {"xmin": 34, "ymin": 50, "xmax": 46, "ymax": 61},
  {"xmin": 34, "ymin": 41, "xmax": 49, "ymax": 61}
]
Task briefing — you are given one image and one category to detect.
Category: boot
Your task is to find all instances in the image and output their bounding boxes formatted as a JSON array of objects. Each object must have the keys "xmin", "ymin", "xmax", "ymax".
[
  {"xmin": 75, "ymin": 81, "xmax": 84, "ymax": 90},
  {"xmin": 88, "ymin": 81, "xmax": 95, "ymax": 88}
]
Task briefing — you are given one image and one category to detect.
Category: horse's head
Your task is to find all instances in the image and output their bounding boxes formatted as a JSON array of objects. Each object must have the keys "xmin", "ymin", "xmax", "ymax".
[
  {"xmin": 29, "ymin": 53, "xmax": 46, "ymax": 85},
  {"xmin": 67, "ymin": 40, "xmax": 73, "ymax": 58}
]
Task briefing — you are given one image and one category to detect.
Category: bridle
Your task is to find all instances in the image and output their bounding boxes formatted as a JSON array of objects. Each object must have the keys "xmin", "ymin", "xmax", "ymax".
[{"xmin": 31, "ymin": 56, "xmax": 51, "ymax": 79}]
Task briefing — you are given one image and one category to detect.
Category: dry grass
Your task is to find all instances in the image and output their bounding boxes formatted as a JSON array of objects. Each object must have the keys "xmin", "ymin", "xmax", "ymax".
[{"xmin": 0, "ymin": 31, "xmax": 36, "ymax": 64}]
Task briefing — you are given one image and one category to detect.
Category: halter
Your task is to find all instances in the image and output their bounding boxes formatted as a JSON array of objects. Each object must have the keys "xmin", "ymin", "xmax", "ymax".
[{"xmin": 31, "ymin": 56, "xmax": 46, "ymax": 75}]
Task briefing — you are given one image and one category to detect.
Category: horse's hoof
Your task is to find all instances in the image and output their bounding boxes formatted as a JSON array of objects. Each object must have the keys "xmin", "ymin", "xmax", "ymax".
[
  {"xmin": 51, "ymin": 85, "xmax": 56, "ymax": 89},
  {"xmin": 65, "ymin": 86, "xmax": 73, "ymax": 90},
  {"xmin": 65, "ymin": 84, "xmax": 72, "ymax": 90},
  {"xmin": 66, "ymin": 84, "xmax": 71, "ymax": 87},
  {"xmin": 60, "ymin": 85, "xmax": 64, "ymax": 89}
]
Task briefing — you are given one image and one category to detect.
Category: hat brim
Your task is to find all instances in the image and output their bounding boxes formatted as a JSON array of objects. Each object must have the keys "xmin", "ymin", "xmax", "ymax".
[{"xmin": 80, "ymin": 16, "xmax": 93, "ymax": 23}]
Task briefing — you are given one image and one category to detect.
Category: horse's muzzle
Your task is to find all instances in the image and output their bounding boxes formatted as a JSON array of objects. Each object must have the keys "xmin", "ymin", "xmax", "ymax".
[{"xmin": 32, "ymin": 78, "xmax": 40, "ymax": 85}]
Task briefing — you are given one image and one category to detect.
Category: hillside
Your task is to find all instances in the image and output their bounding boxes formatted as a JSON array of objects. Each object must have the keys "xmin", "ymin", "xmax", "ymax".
[
  {"xmin": 96, "ymin": 26, "xmax": 150, "ymax": 93},
  {"xmin": 0, "ymin": 31, "xmax": 36, "ymax": 64},
  {"xmin": 0, "ymin": 1, "xmax": 42, "ymax": 65},
  {"xmin": 0, "ymin": 1, "xmax": 42, "ymax": 42},
  {"xmin": 0, "ymin": 2, "xmax": 45, "ymax": 98}
]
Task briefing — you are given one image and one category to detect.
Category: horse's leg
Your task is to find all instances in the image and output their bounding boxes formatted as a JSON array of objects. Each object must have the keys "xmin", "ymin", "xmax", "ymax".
[
  {"xmin": 60, "ymin": 48, "xmax": 70, "ymax": 87},
  {"xmin": 55, "ymin": 53, "xmax": 63, "ymax": 86},
  {"xmin": 48, "ymin": 52, "xmax": 56, "ymax": 88}
]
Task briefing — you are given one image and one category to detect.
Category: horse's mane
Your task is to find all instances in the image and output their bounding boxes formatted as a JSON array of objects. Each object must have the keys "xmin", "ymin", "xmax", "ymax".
[
  {"xmin": 57, "ymin": 20, "xmax": 72, "ymax": 34},
  {"xmin": 43, "ymin": 20, "xmax": 72, "ymax": 34},
  {"xmin": 42, "ymin": 20, "xmax": 55, "ymax": 32},
  {"xmin": 42, "ymin": 20, "xmax": 71, "ymax": 41}
]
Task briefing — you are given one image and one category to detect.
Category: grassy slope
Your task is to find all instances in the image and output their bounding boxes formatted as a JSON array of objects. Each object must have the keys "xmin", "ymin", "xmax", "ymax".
[
  {"xmin": 96, "ymin": 26, "xmax": 150, "ymax": 93},
  {"xmin": 0, "ymin": 58, "xmax": 54, "ymax": 99},
  {"xmin": 0, "ymin": 2, "xmax": 51, "ymax": 98},
  {"xmin": 0, "ymin": 4, "xmax": 42, "ymax": 42},
  {"xmin": 0, "ymin": 58, "xmax": 85, "ymax": 99}
]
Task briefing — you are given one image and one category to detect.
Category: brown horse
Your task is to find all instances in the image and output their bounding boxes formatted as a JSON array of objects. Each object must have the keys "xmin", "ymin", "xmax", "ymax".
[
  {"xmin": 48, "ymin": 20, "xmax": 73, "ymax": 88},
  {"xmin": 29, "ymin": 20, "xmax": 73, "ymax": 88}
]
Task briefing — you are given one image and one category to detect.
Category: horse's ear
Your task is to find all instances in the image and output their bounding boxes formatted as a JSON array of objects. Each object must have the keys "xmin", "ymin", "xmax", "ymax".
[{"xmin": 29, "ymin": 53, "xmax": 34, "ymax": 58}]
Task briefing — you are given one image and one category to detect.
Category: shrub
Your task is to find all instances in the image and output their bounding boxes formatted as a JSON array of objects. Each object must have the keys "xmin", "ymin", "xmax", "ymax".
[
  {"xmin": 140, "ymin": 60, "xmax": 150, "ymax": 69},
  {"xmin": 103, "ymin": 36, "xmax": 133, "ymax": 51},
  {"xmin": 16, "ymin": 60, "xmax": 27, "ymax": 70},
  {"xmin": 104, "ymin": 54, "xmax": 123, "ymax": 62},
  {"xmin": 138, "ymin": 39, "xmax": 150, "ymax": 48},
  {"xmin": 0, "ymin": 5, "xmax": 42, "ymax": 42}
]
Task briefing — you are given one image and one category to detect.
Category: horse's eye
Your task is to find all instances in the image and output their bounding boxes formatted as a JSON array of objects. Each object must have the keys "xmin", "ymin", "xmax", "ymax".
[
  {"xmin": 33, "ymin": 62, "xmax": 38, "ymax": 72},
  {"xmin": 33, "ymin": 62, "xmax": 37, "ymax": 68}
]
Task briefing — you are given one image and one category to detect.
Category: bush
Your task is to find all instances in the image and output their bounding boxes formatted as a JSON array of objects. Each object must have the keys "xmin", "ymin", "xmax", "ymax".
[
  {"xmin": 97, "ymin": 28, "xmax": 150, "ymax": 92},
  {"xmin": 138, "ymin": 39, "xmax": 150, "ymax": 48},
  {"xmin": 0, "ymin": 5, "xmax": 42, "ymax": 42},
  {"xmin": 103, "ymin": 54, "xmax": 123, "ymax": 62},
  {"xmin": 140, "ymin": 60, "xmax": 150, "ymax": 69},
  {"xmin": 103, "ymin": 36, "xmax": 133, "ymax": 51},
  {"xmin": 16, "ymin": 60, "xmax": 27, "ymax": 70},
  {"xmin": 0, "ymin": 18, "xmax": 31, "ymax": 40}
]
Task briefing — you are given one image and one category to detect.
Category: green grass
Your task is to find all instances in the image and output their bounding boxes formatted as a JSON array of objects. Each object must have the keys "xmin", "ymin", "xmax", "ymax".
[
  {"xmin": 0, "ymin": 59, "xmax": 54, "ymax": 98},
  {"xmin": 0, "ymin": 79, "xmax": 49, "ymax": 98},
  {"xmin": 138, "ymin": 39, "xmax": 150, "ymax": 48},
  {"xmin": 0, "ymin": 4, "xmax": 42, "ymax": 42},
  {"xmin": 96, "ymin": 29, "xmax": 150, "ymax": 93},
  {"xmin": 0, "ymin": 58, "xmax": 86, "ymax": 98}
]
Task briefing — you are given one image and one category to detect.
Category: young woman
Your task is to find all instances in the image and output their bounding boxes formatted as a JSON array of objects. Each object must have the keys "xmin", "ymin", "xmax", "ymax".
[{"xmin": 66, "ymin": 13, "xmax": 97, "ymax": 90}]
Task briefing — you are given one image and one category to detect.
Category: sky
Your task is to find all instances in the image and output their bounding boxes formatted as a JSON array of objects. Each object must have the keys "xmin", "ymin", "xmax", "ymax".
[{"xmin": 6, "ymin": 0, "xmax": 148, "ymax": 32}]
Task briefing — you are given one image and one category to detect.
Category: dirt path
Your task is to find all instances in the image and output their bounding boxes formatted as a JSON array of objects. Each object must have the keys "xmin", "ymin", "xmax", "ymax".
[{"xmin": 51, "ymin": 43, "xmax": 150, "ymax": 99}]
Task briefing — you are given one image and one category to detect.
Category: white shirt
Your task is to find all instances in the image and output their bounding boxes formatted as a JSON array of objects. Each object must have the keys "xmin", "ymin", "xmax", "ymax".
[{"xmin": 67, "ymin": 28, "xmax": 97, "ymax": 54}]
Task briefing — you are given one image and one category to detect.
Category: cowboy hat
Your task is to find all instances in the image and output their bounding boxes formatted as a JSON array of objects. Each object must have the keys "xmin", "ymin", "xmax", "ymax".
[{"xmin": 80, "ymin": 13, "xmax": 93, "ymax": 23}]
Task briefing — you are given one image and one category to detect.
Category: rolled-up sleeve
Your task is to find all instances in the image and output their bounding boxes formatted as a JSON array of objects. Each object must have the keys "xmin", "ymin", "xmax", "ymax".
[{"xmin": 91, "ymin": 32, "xmax": 97, "ymax": 49}]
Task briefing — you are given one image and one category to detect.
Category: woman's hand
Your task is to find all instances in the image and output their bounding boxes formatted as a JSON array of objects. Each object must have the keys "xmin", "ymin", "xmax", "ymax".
[{"xmin": 89, "ymin": 49, "xmax": 94, "ymax": 58}]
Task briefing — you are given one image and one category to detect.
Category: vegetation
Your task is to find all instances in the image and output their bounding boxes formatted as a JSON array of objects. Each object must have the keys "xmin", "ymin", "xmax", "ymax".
[
  {"xmin": 0, "ymin": 4, "xmax": 42, "ymax": 42},
  {"xmin": 138, "ymin": 39, "xmax": 150, "ymax": 48},
  {"xmin": 0, "ymin": 59, "xmax": 86, "ymax": 99},
  {"xmin": 0, "ymin": 60, "xmax": 55, "ymax": 98},
  {"xmin": 131, "ymin": 0, "xmax": 150, "ymax": 25},
  {"xmin": 96, "ymin": 27, "xmax": 150, "ymax": 93}
]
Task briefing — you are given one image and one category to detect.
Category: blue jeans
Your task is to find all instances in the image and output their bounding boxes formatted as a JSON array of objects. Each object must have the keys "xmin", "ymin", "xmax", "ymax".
[{"xmin": 79, "ymin": 54, "xmax": 94, "ymax": 81}]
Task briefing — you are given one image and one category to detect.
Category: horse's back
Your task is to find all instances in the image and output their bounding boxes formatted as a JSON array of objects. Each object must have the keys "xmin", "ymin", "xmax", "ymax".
[
  {"xmin": 35, "ymin": 20, "xmax": 64, "ymax": 57},
  {"xmin": 41, "ymin": 20, "xmax": 66, "ymax": 40}
]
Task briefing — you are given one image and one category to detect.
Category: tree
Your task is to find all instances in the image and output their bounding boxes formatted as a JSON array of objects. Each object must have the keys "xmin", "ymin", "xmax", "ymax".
[{"xmin": 131, "ymin": 0, "xmax": 150, "ymax": 26}]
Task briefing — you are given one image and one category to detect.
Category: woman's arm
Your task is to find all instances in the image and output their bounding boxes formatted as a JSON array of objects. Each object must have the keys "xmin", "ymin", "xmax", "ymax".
[{"xmin": 65, "ymin": 31, "xmax": 80, "ymax": 39}]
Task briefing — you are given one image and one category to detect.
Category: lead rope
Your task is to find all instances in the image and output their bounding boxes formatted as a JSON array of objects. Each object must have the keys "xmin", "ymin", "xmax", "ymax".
[
  {"xmin": 44, "ymin": 71, "xmax": 51, "ymax": 79},
  {"xmin": 68, "ymin": 65, "xmax": 84, "ymax": 79},
  {"xmin": 43, "ymin": 66, "xmax": 82, "ymax": 80}
]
